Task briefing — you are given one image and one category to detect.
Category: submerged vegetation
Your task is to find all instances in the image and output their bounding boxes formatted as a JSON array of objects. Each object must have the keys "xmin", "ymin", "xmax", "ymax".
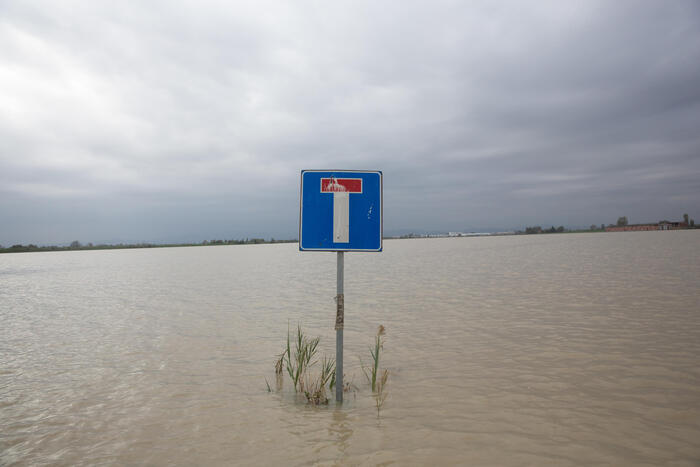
[
  {"xmin": 272, "ymin": 323, "xmax": 336, "ymax": 404},
  {"xmin": 269, "ymin": 323, "xmax": 388, "ymax": 412},
  {"xmin": 362, "ymin": 325, "xmax": 389, "ymax": 413},
  {"xmin": 303, "ymin": 356, "xmax": 336, "ymax": 405},
  {"xmin": 363, "ymin": 325, "xmax": 386, "ymax": 392},
  {"xmin": 285, "ymin": 324, "xmax": 321, "ymax": 394}
]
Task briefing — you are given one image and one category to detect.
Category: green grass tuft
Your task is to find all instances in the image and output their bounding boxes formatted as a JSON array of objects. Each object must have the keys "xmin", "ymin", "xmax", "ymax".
[
  {"xmin": 269, "ymin": 323, "xmax": 386, "ymax": 408},
  {"xmin": 362, "ymin": 325, "xmax": 386, "ymax": 392},
  {"xmin": 361, "ymin": 325, "xmax": 389, "ymax": 413},
  {"xmin": 285, "ymin": 323, "xmax": 320, "ymax": 393}
]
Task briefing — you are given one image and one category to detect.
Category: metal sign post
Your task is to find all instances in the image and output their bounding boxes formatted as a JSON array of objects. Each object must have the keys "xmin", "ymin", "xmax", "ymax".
[
  {"xmin": 299, "ymin": 170, "xmax": 382, "ymax": 403},
  {"xmin": 335, "ymin": 251, "xmax": 344, "ymax": 402}
]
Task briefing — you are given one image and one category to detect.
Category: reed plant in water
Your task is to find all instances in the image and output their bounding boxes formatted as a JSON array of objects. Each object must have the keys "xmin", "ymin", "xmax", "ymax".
[
  {"xmin": 374, "ymin": 368, "xmax": 388, "ymax": 412},
  {"xmin": 274, "ymin": 351, "xmax": 285, "ymax": 390},
  {"xmin": 319, "ymin": 355, "xmax": 335, "ymax": 389},
  {"xmin": 303, "ymin": 355, "xmax": 335, "ymax": 405},
  {"xmin": 285, "ymin": 323, "xmax": 320, "ymax": 393},
  {"xmin": 361, "ymin": 325, "xmax": 388, "ymax": 413},
  {"xmin": 268, "ymin": 323, "xmax": 385, "ymax": 407},
  {"xmin": 363, "ymin": 325, "xmax": 386, "ymax": 392}
]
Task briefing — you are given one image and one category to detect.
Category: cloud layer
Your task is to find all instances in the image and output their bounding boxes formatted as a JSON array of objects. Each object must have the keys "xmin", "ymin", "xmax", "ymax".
[{"xmin": 2, "ymin": 1, "xmax": 699, "ymax": 244}]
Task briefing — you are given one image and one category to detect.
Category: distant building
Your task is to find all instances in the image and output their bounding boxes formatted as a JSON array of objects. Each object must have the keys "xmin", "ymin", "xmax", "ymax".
[
  {"xmin": 448, "ymin": 231, "xmax": 492, "ymax": 237},
  {"xmin": 605, "ymin": 221, "xmax": 688, "ymax": 232}
]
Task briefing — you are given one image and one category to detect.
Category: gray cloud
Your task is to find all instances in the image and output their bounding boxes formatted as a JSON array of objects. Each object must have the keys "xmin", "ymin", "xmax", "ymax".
[{"xmin": 1, "ymin": 0, "xmax": 699, "ymax": 245}]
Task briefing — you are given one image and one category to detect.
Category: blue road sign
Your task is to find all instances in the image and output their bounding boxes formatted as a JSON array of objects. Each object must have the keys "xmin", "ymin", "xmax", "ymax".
[{"xmin": 299, "ymin": 170, "xmax": 382, "ymax": 251}]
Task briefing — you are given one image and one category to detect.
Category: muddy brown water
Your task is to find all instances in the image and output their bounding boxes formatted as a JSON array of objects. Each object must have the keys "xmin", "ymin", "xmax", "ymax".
[{"xmin": 2, "ymin": 232, "xmax": 700, "ymax": 465}]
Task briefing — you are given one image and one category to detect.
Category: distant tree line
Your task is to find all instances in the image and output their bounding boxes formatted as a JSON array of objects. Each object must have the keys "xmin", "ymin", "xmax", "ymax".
[
  {"xmin": 521, "ymin": 212, "xmax": 697, "ymax": 235},
  {"xmin": 0, "ymin": 237, "xmax": 297, "ymax": 254},
  {"xmin": 522, "ymin": 226, "xmax": 565, "ymax": 234}
]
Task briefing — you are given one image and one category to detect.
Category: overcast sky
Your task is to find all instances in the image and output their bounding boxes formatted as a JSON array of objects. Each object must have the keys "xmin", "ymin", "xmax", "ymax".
[{"xmin": 1, "ymin": 0, "xmax": 699, "ymax": 245}]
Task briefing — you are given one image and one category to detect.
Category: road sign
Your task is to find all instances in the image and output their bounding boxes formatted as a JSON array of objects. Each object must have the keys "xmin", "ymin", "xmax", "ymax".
[
  {"xmin": 299, "ymin": 170, "xmax": 382, "ymax": 402},
  {"xmin": 299, "ymin": 170, "xmax": 382, "ymax": 251}
]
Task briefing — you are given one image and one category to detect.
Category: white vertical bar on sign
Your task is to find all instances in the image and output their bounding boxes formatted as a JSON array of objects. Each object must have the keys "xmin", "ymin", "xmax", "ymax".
[{"xmin": 333, "ymin": 191, "xmax": 349, "ymax": 243}]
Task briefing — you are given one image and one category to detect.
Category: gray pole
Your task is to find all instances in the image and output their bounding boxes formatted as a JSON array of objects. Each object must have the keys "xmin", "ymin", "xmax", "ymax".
[{"xmin": 335, "ymin": 251, "xmax": 344, "ymax": 403}]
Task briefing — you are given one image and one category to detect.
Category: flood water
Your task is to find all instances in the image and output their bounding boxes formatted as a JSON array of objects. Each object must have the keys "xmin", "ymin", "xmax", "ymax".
[{"xmin": 2, "ymin": 231, "xmax": 700, "ymax": 466}]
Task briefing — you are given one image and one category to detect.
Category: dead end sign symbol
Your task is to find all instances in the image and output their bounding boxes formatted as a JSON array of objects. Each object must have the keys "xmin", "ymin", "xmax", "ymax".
[
  {"xmin": 321, "ymin": 177, "xmax": 362, "ymax": 243},
  {"xmin": 299, "ymin": 170, "xmax": 382, "ymax": 252}
]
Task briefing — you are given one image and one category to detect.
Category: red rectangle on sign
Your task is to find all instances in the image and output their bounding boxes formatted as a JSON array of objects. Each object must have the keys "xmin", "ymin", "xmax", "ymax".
[{"xmin": 321, "ymin": 178, "xmax": 362, "ymax": 193}]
